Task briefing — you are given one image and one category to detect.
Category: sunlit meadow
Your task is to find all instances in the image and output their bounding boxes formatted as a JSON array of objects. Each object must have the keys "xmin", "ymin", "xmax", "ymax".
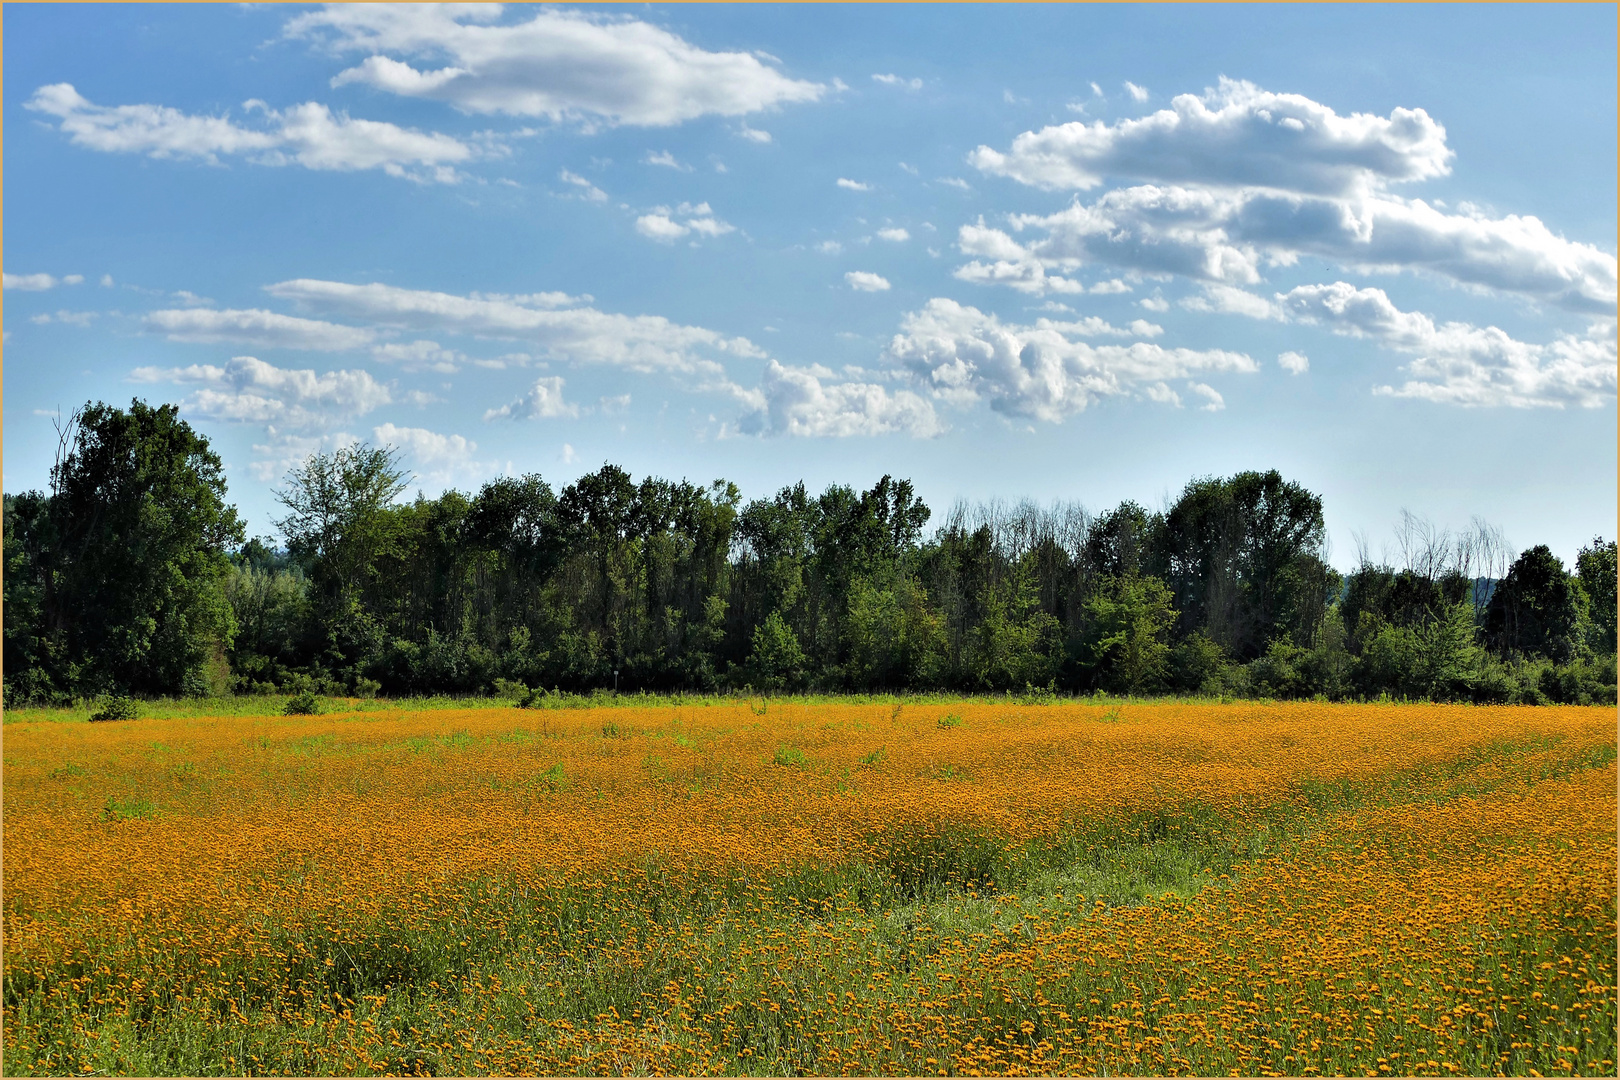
[{"xmin": 3, "ymin": 698, "xmax": 1614, "ymax": 1076}]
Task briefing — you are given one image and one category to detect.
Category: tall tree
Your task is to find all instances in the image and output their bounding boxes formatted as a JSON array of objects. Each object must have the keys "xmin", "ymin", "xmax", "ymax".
[
  {"xmin": 4, "ymin": 400, "xmax": 244, "ymax": 698},
  {"xmin": 1484, "ymin": 545, "xmax": 1581, "ymax": 662}
]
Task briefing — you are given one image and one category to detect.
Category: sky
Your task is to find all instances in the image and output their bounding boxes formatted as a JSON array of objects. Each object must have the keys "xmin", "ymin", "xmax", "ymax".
[{"xmin": 4, "ymin": 2, "xmax": 1616, "ymax": 570}]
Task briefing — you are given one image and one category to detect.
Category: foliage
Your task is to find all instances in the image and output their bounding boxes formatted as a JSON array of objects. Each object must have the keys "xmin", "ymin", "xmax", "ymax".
[
  {"xmin": 1083, "ymin": 573, "xmax": 1177, "ymax": 693},
  {"xmin": 282, "ymin": 692, "xmax": 323, "ymax": 716},
  {"xmin": 4, "ymin": 406, "xmax": 1612, "ymax": 707},
  {"xmin": 3, "ymin": 401, "xmax": 244, "ymax": 701},
  {"xmin": 87, "ymin": 696, "xmax": 138, "ymax": 723}
]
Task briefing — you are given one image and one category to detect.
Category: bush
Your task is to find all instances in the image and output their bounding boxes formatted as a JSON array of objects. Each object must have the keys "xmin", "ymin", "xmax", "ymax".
[
  {"xmin": 283, "ymin": 691, "xmax": 323, "ymax": 716},
  {"xmin": 88, "ymin": 695, "xmax": 138, "ymax": 723}
]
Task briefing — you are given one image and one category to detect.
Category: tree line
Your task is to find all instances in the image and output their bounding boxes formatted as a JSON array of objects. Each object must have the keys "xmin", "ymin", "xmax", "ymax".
[{"xmin": 5, "ymin": 400, "xmax": 1616, "ymax": 706}]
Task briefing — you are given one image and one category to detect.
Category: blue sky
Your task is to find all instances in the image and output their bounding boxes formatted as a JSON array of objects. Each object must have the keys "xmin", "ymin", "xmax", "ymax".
[{"xmin": 5, "ymin": 3, "xmax": 1615, "ymax": 568}]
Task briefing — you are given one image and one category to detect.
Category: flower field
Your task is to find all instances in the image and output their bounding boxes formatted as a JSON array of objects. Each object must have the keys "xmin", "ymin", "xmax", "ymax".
[{"xmin": 4, "ymin": 699, "xmax": 1615, "ymax": 1076}]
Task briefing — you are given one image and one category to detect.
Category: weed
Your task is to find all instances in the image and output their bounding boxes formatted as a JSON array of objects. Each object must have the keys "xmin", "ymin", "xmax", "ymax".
[
  {"xmin": 937, "ymin": 713, "xmax": 963, "ymax": 729},
  {"xmin": 773, "ymin": 745, "xmax": 807, "ymax": 767},
  {"xmin": 102, "ymin": 793, "xmax": 159, "ymax": 821},
  {"xmin": 283, "ymin": 692, "xmax": 322, "ymax": 716},
  {"xmin": 859, "ymin": 746, "xmax": 889, "ymax": 768},
  {"xmin": 88, "ymin": 696, "xmax": 138, "ymax": 723}
]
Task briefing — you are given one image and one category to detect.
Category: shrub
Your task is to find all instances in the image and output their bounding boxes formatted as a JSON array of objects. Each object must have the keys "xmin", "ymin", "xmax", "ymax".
[
  {"xmin": 283, "ymin": 691, "xmax": 323, "ymax": 716},
  {"xmin": 88, "ymin": 696, "xmax": 138, "ymax": 723}
]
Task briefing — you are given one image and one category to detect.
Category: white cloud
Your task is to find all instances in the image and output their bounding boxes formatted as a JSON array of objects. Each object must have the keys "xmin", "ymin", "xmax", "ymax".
[
  {"xmin": 1277, "ymin": 281, "xmax": 1615, "ymax": 408},
  {"xmin": 262, "ymin": 279, "xmax": 763, "ymax": 389},
  {"xmin": 144, "ymin": 307, "xmax": 375, "ymax": 350},
  {"xmin": 960, "ymin": 185, "xmax": 1616, "ymax": 312},
  {"xmin": 370, "ymin": 339, "xmax": 464, "ymax": 372},
  {"xmin": 1180, "ymin": 283, "xmax": 1282, "ymax": 320},
  {"xmin": 876, "ymin": 227, "xmax": 911, "ymax": 243},
  {"xmin": 1090, "ymin": 278, "xmax": 1131, "ymax": 294},
  {"xmin": 815, "ymin": 240, "xmax": 843, "ymax": 254},
  {"xmin": 636, "ymin": 212, "xmax": 690, "ymax": 241},
  {"xmin": 559, "ymin": 168, "xmax": 608, "ymax": 201},
  {"xmin": 484, "ymin": 375, "xmax": 580, "ymax": 421},
  {"xmin": 737, "ymin": 359, "xmax": 942, "ymax": 437},
  {"xmin": 872, "ymin": 73, "xmax": 923, "ymax": 90},
  {"xmin": 30, "ymin": 310, "xmax": 98, "ymax": 327},
  {"xmin": 1123, "ymin": 81, "xmax": 1150, "ymax": 103},
  {"xmin": 62, "ymin": 274, "xmax": 85, "ymax": 286},
  {"xmin": 1138, "ymin": 292, "xmax": 1169, "ymax": 313},
  {"xmin": 644, "ymin": 149, "xmax": 691, "ymax": 171},
  {"xmin": 634, "ymin": 201, "xmax": 735, "ymax": 242},
  {"xmin": 736, "ymin": 124, "xmax": 772, "ymax": 143},
  {"xmin": 884, "ymin": 297, "xmax": 1256, "ymax": 422},
  {"xmin": 970, "ymin": 77, "xmax": 1450, "ymax": 196},
  {"xmin": 100, "ymin": 274, "xmax": 115, "ymax": 287},
  {"xmin": 846, "ymin": 271, "xmax": 892, "ymax": 292},
  {"xmin": 4, "ymin": 272, "xmax": 70, "ymax": 291},
  {"xmin": 373, "ymin": 422, "xmax": 481, "ymax": 483},
  {"xmin": 1278, "ymin": 350, "xmax": 1310, "ymax": 374},
  {"xmin": 937, "ymin": 177, "xmax": 972, "ymax": 191},
  {"xmin": 1187, "ymin": 381, "xmax": 1224, "ymax": 410},
  {"xmin": 129, "ymin": 355, "xmax": 391, "ymax": 428},
  {"xmin": 27, "ymin": 83, "xmax": 473, "ymax": 183},
  {"xmin": 561, "ymin": 443, "xmax": 577, "ymax": 464},
  {"xmin": 836, "ymin": 177, "xmax": 871, "ymax": 191},
  {"xmin": 599, "ymin": 393, "xmax": 632, "ymax": 413},
  {"xmin": 1090, "ymin": 81, "xmax": 1104, "ymax": 98},
  {"xmin": 290, "ymin": 4, "xmax": 825, "ymax": 127}
]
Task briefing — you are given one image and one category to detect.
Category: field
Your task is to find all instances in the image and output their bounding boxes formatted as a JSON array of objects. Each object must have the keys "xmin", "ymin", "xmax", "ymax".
[{"xmin": 3, "ymin": 697, "xmax": 1615, "ymax": 1077}]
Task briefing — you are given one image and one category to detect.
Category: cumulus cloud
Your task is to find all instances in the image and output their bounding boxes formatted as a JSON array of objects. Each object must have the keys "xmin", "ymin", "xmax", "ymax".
[
  {"xmin": 4, "ymin": 272, "xmax": 74, "ymax": 291},
  {"xmin": 1278, "ymin": 350, "xmax": 1310, "ymax": 374},
  {"xmin": 876, "ymin": 227, "xmax": 911, "ymax": 243},
  {"xmin": 958, "ymin": 79, "xmax": 1612, "ymax": 314},
  {"xmin": 370, "ymin": 339, "xmax": 465, "ymax": 372},
  {"xmin": 815, "ymin": 240, "xmax": 843, "ymax": 254},
  {"xmin": 872, "ymin": 73, "xmax": 923, "ymax": 90},
  {"xmin": 736, "ymin": 124, "xmax": 772, "ymax": 143},
  {"xmin": 1180, "ymin": 283, "xmax": 1283, "ymax": 320},
  {"xmin": 836, "ymin": 177, "xmax": 872, "ymax": 191},
  {"xmin": 559, "ymin": 168, "xmax": 608, "ymax": 200},
  {"xmin": 1276, "ymin": 281, "xmax": 1615, "ymax": 408},
  {"xmin": 643, "ymin": 149, "xmax": 690, "ymax": 171},
  {"xmin": 262, "ymin": 278, "xmax": 762, "ymax": 388},
  {"xmin": 846, "ymin": 271, "xmax": 892, "ymax": 292},
  {"xmin": 289, "ymin": 4, "xmax": 825, "ymax": 127},
  {"xmin": 737, "ymin": 359, "xmax": 942, "ymax": 437},
  {"xmin": 884, "ymin": 297, "xmax": 1256, "ymax": 422},
  {"xmin": 372, "ymin": 422, "xmax": 488, "ymax": 486},
  {"xmin": 1187, "ymin": 381, "xmax": 1224, "ymax": 410},
  {"xmin": 958, "ymin": 185, "xmax": 1615, "ymax": 312},
  {"xmin": 634, "ymin": 201, "xmax": 735, "ymax": 242},
  {"xmin": 971, "ymin": 77, "xmax": 1450, "ymax": 196},
  {"xmin": 129, "ymin": 355, "xmax": 391, "ymax": 428},
  {"xmin": 27, "ymin": 83, "xmax": 473, "ymax": 183},
  {"xmin": 144, "ymin": 307, "xmax": 375, "ymax": 351},
  {"xmin": 484, "ymin": 375, "xmax": 580, "ymax": 421}
]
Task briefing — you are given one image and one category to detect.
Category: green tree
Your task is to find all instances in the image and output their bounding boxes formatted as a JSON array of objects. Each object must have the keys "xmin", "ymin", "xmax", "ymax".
[
  {"xmin": 748, "ymin": 610, "xmax": 807, "ymax": 692},
  {"xmin": 1484, "ymin": 545, "xmax": 1580, "ymax": 662},
  {"xmin": 274, "ymin": 442, "xmax": 410, "ymax": 681},
  {"xmin": 1575, "ymin": 537, "xmax": 1617, "ymax": 655},
  {"xmin": 3, "ymin": 400, "xmax": 244, "ymax": 699},
  {"xmin": 1083, "ymin": 573, "xmax": 1177, "ymax": 694}
]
